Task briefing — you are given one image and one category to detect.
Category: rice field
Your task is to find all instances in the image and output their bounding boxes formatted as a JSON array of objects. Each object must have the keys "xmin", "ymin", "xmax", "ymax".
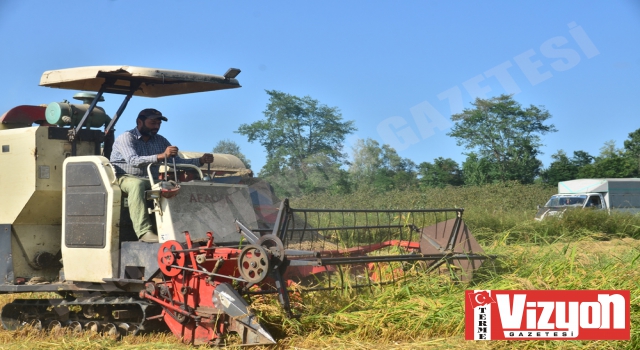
[{"xmin": 1, "ymin": 183, "xmax": 639, "ymax": 349}]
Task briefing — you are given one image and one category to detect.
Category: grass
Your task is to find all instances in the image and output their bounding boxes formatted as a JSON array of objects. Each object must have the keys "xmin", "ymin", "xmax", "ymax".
[
  {"xmin": 293, "ymin": 182, "xmax": 558, "ymax": 233},
  {"xmin": 268, "ymin": 238, "xmax": 640, "ymax": 350},
  {"xmin": 1, "ymin": 183, "xmax": 639, "ymax": 349},
  {"xmin": 292, "ymin": 183, "xmax": 640, "ymax": 243}
]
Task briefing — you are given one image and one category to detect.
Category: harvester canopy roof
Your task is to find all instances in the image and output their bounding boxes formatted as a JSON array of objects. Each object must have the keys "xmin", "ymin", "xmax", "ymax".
[{"xmin": 39, "ymin": 66, "xmax": 241, "ymax": 98}]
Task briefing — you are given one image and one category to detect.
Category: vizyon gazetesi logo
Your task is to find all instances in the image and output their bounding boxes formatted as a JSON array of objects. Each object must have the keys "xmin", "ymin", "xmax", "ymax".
[{"xmin": 465, "ymin": 290, "xmax": 630, "ymax": 340}]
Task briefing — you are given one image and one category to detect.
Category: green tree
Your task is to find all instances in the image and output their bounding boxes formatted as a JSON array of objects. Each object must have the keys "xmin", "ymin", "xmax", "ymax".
[
  {"xmin": 349, "ymin": 138, "xmax": 383, "ymax": 184},
  {"xmin": 417, "ymin": 157, "xmax": 463, "ymax": 188},
  {"xmin": 349, "ymin": 138, "xmax": 416, "ymax": 191},
  {"xmin": 237, "ymin": 90, "xmax": 356, "ymax": 196},
  {"xmin": 502, "ymin": 139, "xmax": 543, "ymax": 183},
  {"xmin": 264, "ymin": 153, "xmax": 352, "ymax": 196},
  {"xmin": 571, "ymin": 150, "xmax": 594, "ymax": 168},
  {"xmin": 379, "ymin": 144, "xmax": 417, "ymax": 187},
  {"xmin": 212, "ymin": 139, "xmax": 252, "ymax": 169},
  {"xmin": 541, "ymin": 150, "xmax": 577, "ymax": 186},
  {"xmin": 624, "ymin": 128, "xmax": 640, "ymax": 175},
  {"xmin": 623, "ymin": 128, "xmax": 640, "ymax": 156},
  {"xmin": 461, "ymin": 153, "xmax": 493, "ymax": 185},
  {"xmin": 542, "ymin": 150, "xmax": 593, "ymax": 186},
  {"xmin": 578, "ymin": 141, "xmax": 638, "ymax": 178},
  {"xmin": 447, "ymin": 94, "xmax": 556, "ymax": 184}
]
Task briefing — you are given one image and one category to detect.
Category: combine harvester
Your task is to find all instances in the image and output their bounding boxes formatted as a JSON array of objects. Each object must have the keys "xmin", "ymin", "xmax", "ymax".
[{"xmin": 0, "ymin": 66, "xmax": 490, "ymax": 346}]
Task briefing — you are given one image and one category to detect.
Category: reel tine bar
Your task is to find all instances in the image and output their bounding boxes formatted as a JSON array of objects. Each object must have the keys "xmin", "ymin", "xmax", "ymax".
[{"xmin": 271, "ymin": 201, "xmax": 489, "ymax": 290}]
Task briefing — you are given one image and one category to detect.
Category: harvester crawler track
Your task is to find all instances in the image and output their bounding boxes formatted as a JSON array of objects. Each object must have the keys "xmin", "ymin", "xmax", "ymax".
[{"xmin": 1, "ymin": 296, "xmax": 163, "ymax": 336}]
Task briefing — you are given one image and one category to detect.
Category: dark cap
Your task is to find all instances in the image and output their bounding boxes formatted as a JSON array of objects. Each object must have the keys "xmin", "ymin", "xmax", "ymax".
[{"xmin": 138, "ymin": 108, "xmax": 168, "ymax": 121}]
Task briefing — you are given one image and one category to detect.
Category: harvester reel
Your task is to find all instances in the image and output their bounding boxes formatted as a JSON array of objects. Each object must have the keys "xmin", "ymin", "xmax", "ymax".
[
  {"xmin": 158, "ymin": 241, "xmax": 186, "ymax": 277},
  {"xmin": 238, "ymin": 245, "xmax": 271, "ymax": 284}
]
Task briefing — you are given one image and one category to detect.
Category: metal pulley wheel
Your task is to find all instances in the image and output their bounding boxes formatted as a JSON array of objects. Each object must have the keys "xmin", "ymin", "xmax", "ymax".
[
  {"xmin": 237, "ymin": 245, "xmax": 271, "ymax": 284},
  {"xmin": 256, "ymin": 234, "xmax": 284, "ymax": 262},
  {"xmin": 158, "ymin": 240, "xmax": 186, "ymax": 277}
]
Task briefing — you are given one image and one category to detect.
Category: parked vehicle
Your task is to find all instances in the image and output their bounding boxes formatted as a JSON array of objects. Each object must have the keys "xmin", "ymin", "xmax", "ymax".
[{"xmin": 535, "ymin": 178, "xmax": 640, "ymax": 220}]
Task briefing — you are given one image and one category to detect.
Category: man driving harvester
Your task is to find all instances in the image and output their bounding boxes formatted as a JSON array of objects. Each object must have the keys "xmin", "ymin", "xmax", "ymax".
[{"xmin": 110, "ymin": 108, "xmax": 214, "ymax": 242}]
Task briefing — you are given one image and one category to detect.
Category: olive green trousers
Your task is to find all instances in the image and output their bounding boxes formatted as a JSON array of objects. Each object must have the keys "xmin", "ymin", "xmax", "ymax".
[{"xmin": 118, "ymin": 175, "xmax": 152, "ymax": 238}]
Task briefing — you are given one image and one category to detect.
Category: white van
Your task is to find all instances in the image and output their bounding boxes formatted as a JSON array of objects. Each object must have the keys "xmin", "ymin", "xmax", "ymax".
[{"xmin": 535, "ymin": 178, "xmax": 640, "ymax": 220}]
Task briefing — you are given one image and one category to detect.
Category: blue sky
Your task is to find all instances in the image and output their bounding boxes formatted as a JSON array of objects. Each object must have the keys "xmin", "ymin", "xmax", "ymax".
[{"xmin": 1, "ymin": 1, "xmax": 639, "ymax": 172}]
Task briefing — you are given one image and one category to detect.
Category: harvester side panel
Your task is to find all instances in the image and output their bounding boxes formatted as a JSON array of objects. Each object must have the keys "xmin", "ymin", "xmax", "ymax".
[
  {"xmin": 0, "ymin": 225, "xmax": 13, "ymax": 285},
  {"xmin": 155, "ymin": 182, "xmax": 259, "ymax": 243},
  {"xmin": 118, "ymin": 241, "xmax": 161, "ymax": 281},
  {"xmin": 61, "ymin": 156, "xmax": 121, "ymax": 283},
  {"xmin": 0, "ymin": 126, "xmax": 95, "ymax": 283}
]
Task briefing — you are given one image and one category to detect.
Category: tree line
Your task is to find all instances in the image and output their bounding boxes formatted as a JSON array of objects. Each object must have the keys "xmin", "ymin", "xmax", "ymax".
[{"xmin": 213, "ymin": 90, "xmax": 640, "ymax": 197}]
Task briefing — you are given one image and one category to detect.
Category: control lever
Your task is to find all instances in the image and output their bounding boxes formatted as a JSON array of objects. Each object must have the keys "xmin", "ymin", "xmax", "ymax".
[
  {"xmin": 172, "ymin": 157, "xmax": 178, "ymax": 183},
  {"xmin": 202, "ymin": 156, "xmax": 213, "ymax": 181}
]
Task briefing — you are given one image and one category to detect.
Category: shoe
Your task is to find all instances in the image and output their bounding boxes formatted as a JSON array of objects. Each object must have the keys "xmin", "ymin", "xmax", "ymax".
[{"xmin": 139, "ymin": 232, "xmax": 159, "ymax": 243}]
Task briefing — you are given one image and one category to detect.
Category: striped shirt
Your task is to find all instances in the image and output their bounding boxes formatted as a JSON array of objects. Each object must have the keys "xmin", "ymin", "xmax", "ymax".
[{"xmin": 110, "ymin": 128, "xmax": 201, "ymax": 178}]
